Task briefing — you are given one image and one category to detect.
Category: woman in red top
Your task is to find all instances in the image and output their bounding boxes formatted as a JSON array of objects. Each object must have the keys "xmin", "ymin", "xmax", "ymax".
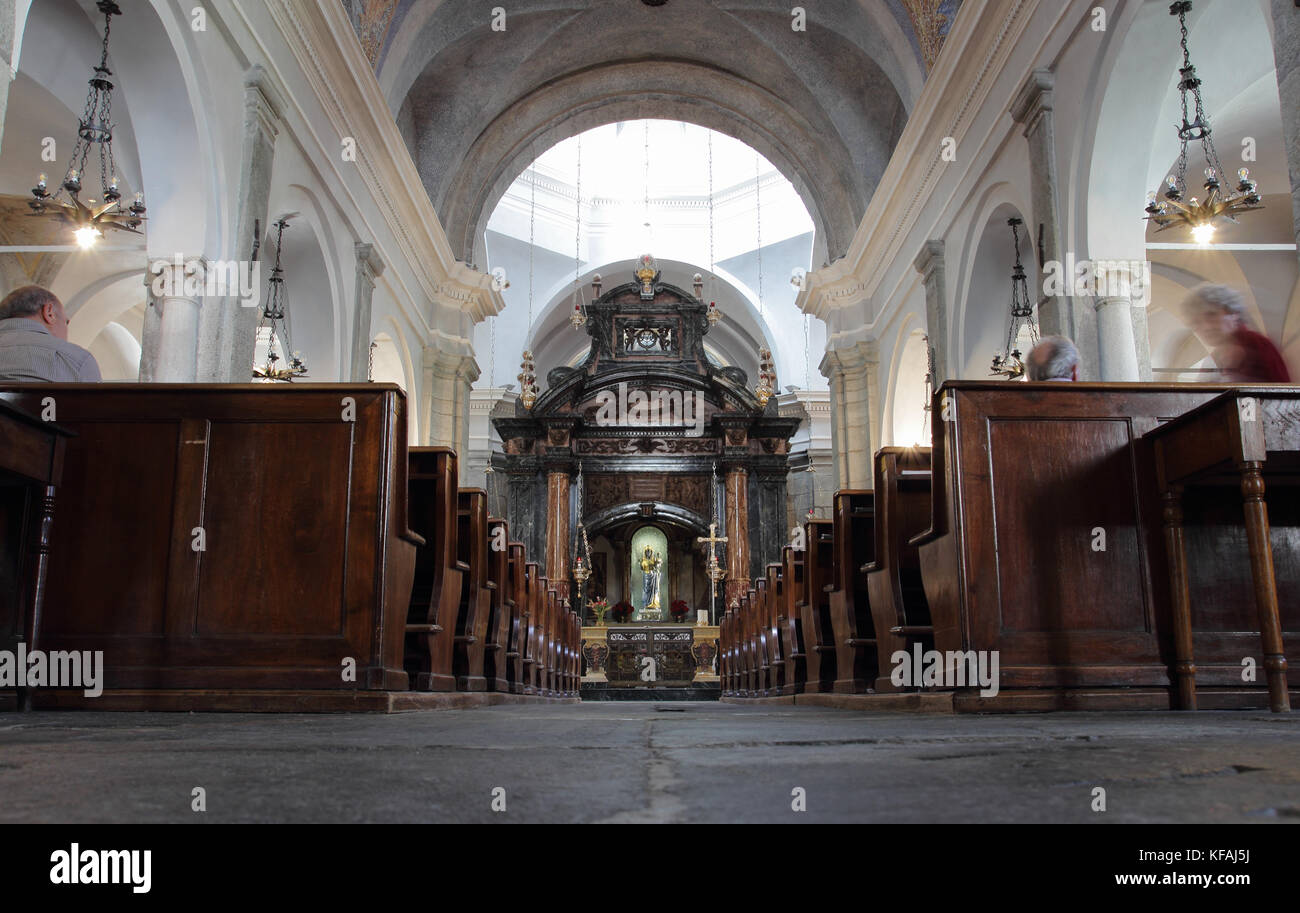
[{"xmin": 1183, "ymin": 284, "xmax": 1293, "ymax": 383}]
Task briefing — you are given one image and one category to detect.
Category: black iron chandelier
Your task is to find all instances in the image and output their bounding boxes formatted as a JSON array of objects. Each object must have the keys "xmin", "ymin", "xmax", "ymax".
[
  {"xmin": 1143, "ymin": 1, "xmax": 1262, "ymax": 244},
  {"xmin": 28, "ymin": 1, "xmax": 145, "ymax": 248},
  {"xmin": 990, "ymin": 217, "xmax": 1039, "ymax": 379},
  {"xmin": 253, "ymin": 219, "xmax": 308, "ymax": 382}
]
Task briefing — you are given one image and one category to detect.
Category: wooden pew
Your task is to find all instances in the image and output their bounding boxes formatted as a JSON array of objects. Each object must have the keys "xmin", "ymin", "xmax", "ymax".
[
  {"xmin": 753, "ymin": 579, "xmax": 772, "ymax": 695},
  {"xmin": 799, "ymin": 518, "xmax": 836, "ymax": 693},
  {"xmin": 0, "ymin": 384, "xmax": 419, "ymax": 710},
  {"xmin": 545, "ymin": 587, "xmax": 560, "ymax": 696},
  {"xmin": 408, "ymin": 447, "xmax": 465, "ymax": 692},
  {"xmin": 482, "ymin": 518, "xmax": 512, "ymax": 692},
  {"xmin": 763, "ymin": 568, "xmax": 784, "ymax": 695},
  {"xmin": 521, "ymin": 562, "xmax": 541, "ymax": 695},
  {"xmin": 915, "ymin": 380, "xmax": 1299, "ymax": 711},
  {"xmin": 506, "ymin": 543, "xmax": 528, "ymax": 694},
  {"xmin": 780, "ymin": 545, "xmax": 807, "ymax": 695},
  {"xmin": 864, "ymin": 453, "xmax": 933, "ymax": 693},
  {"xmin": 453, "ymin": 489, "xmax": 495, "ymax": 692},
  {"xmin": 827, "ymin": 490, "xmax": 880, "ymax": 693},
  {"xmin": 745, "ymin": 586, "xmax": 760, "ymax": 696},
  {"xmin": 720, "ymin": 605, "xmax": 734, "ymax": 695}
]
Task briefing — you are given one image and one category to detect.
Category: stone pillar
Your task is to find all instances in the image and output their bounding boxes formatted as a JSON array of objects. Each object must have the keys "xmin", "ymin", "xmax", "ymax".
[
  {"xmin": 197, "ymin": 66, "xmax": 281, "ymax": 382},
  {"xmin": 819, "ymin": 340, "xmax": 878, "ymax": 491},
  {"xmin": 1272, "ymin": 0, "xmax": 1300, "ymax": 270},
  {"xmin": 913, "ymin": 241, "xmax": 949, "ymax": 388},
  {"xmin": 1093, "ymin": 261, "xmax": 1145, "ymax": 381},
  {"xmin": 138, "ymin": 271, "xmax": 162, "ymax": 383},
  {"xmin": 1011, "ymin": 68, "xmax": 1099, "ymax": 379},
  {"xmin": 422, "ymin": 347, "xmax": 477, "ymax": 449},
  {"xmin": 724, "ymin": 464, "xmax": 750, "ymax": 608},
  {"xmin": 545, "ymin": 468, "xmax": 571, "ymax": 601},
  {"xmin": 348, "ymin": 244, "xmax": 385, "ymax": 382},
  {"xmin": 0, "ymin": 2, "xmax": 14, "ymax": 156},
  {"xmin": 454, "ymin": 356, "xmax": 480, "ymax": 460},
  {"xmin": 152, "ymin": 259, "xmax": 205, "ymax": 382}
]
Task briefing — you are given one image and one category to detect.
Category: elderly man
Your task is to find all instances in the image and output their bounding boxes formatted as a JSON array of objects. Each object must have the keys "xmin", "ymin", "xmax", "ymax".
[
  {"xmin": 0, "ymin": 286, "xmax": 101, "ymax": 382},
  {"xmin": 1183, "ymin": 284, "xmax": 1291, "ymax": 383},
  {"xmin": 1026, "ymin": 335, "xmax": 1079, "ymax": 382}
]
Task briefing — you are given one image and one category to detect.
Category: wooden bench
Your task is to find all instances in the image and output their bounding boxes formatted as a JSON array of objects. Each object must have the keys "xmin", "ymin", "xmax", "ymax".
[
  {"xmin": 798, "ymin": 518, "xmax": 836, "ymax": 694},
  {"xmin": 780, "ymin": 545, "xmax": 807, "ymax": 695},
  {"xmin": 0, "ymin": 385, "xmax": 420, "ymax": 711},
  {"xmin": 483, "ymin": 517, "xmax": 512, "ymax": 693},
  {"xmin": 827, "ymin": 489, "xmax": 880, "ymax": 693},
  {"xmin": 865, "ymin": 452, "xmax": 933, "ymax": 693}
]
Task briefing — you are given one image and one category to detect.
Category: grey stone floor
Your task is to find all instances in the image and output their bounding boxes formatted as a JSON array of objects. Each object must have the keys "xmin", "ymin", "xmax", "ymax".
[{"xmin": 1, "ymin": 703, "xmax": 1298, "ymax": 823}]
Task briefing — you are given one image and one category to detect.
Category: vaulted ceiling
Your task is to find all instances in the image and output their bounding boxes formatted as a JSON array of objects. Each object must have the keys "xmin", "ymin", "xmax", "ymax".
[{"xmin": 340, "ymin": 0, "xmax": 964, "ymax": 268}]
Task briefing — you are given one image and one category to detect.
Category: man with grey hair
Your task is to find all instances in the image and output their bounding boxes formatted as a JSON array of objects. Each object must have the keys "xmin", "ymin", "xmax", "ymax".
[
  {"xmin": 1183, "ymin": 283, "xmax": 1291, "ymax": 382},
  {"xmin": 1026, "ymin": 335, "xmax": 1079, "ymax": 382},
  {"xmin": 0, "ymin": 285, "xmax": 102, "ymax": 382}
]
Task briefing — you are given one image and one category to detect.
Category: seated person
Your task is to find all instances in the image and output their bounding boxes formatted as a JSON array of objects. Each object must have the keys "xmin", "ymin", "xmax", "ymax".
[
  {"xmin": 1026, "ymin": 335, "xmax": 1079, "ymax": 382},
  {"xmin": 1183, "ymin": 284, "xmax": 1292, "ymax": 383},
  {"xmin": 0, "ymin": 285, "xmax": 102, "ymax": 382}
]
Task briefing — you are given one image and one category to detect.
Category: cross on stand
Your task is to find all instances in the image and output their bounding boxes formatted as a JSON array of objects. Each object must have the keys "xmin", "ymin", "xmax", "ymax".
[{"xmin": 697, "ymin": 520, "xmax": 728, "ymax": 625}]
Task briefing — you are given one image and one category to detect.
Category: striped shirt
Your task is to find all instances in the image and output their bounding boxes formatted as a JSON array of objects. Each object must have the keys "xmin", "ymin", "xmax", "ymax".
[{"xmin": 0, "ymin": 317, "xmax": 102, "ymax": 382}]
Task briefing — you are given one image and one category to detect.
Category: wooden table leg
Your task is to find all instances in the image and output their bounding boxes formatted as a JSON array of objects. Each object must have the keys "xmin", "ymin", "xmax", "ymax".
[
  {"xmin": 1239, "ymin": 463, "xmax": 1290, "ymax": 713},
  {"xmin": 1161, "ymin": 486, "xmax": 1197, "ymax": 710}
]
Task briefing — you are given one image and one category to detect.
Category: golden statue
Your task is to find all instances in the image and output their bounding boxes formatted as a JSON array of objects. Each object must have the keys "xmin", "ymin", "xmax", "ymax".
[{"xmin": 639, "ymin": 545, "xmax": 662, "ymax": 611}]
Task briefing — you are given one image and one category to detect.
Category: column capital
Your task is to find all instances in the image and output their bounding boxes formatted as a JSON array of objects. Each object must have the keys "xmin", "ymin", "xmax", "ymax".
[
  {"xmin": 912, "ymin": 240, "xmax": 946, "ymax": 282},
  {"xmin": 355, "ymin": 243, "xmax": 386, "ymax": 284},
  {"xmin": 819, "ymin": 338, "xmax": 878, "ymax": 379},
  {"xmin": 243, "ymin": 65, "xmax": 284, "ymax": 140},
  {"xmin": 1091, "ymin": 258, "xmax": 1151, "ymax": 309},
  {"xmin": 1010, "ymin": 68, "xmax": 1055, "ymax": 136}
]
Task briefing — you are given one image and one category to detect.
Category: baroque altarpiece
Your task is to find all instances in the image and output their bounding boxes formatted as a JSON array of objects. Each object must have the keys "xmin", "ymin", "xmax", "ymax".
[{"xmin": 492, "ymin": 261, "xmax": 798, "ymax": 623}]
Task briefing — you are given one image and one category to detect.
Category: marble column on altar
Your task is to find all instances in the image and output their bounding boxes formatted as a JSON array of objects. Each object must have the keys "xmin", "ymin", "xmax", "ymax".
[
  {"xmin": 545, "ymin": 467, "xmax": 571, "ymax": 601},
  {"xmin": 724, "ymin": 464, "xmax": 749, "ymax": 608}
]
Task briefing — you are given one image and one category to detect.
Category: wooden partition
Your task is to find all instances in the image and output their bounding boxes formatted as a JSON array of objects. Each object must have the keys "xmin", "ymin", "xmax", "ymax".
[
  {"xmin": 916, "ymin": 381, "xmax": 1300, "ymax": 711},
  {"xmin": 799, "ymin": 519, "xmax": 836, "ymax": 694},
  {"xmin": 0, "ymin": 384, "xmax": 419, "ymax": 710}
]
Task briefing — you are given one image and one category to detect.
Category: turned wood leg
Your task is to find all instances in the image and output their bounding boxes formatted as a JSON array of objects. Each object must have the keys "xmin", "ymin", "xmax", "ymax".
[
  {"xmin": 1161, "ymin": 487, "xmax": 1197, "ymax": 711},
  {"xmin": 21, "ymin": 485, "xmax": 57, "ymax": 712},
  {"xmin": 1239, "ymin": 463, "xmax": 1290, "ymax": 713}
]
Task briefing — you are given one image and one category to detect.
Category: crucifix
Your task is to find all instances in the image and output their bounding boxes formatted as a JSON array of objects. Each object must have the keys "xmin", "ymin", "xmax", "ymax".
[{"xmin": 697, "ymin": 520, "xmax": 728, "ymax": 625}]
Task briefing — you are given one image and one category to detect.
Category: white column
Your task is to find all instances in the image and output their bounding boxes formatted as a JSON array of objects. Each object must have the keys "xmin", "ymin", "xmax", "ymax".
[
  {"xmin": 819, "ymin": 339, "xmax": 878, "ymax": 491},
  {"xmin": 421, "ymin": 346, "xmax": 477, "ymax": 449},
  {"xmin": 1011, "ymin": 68, "xmax": 1099, "ymax": 379},
  {"xmin": 153, "ymin": 259, "xmax": 205, "ymax": 382},
  {"xmin": 138, "ymin": 271, "xmax": 162, "ymax": 383},
  {"xmin": 349, "ymin": 244, "xmax": 385, "ymax": 382},
  {"xmin": 1271, "ymin": 0, "xmax": 1300, "ymax": 271},
  {"xmin": 1093, "ymin": 260, "xmax": 1146, "ymax": 382},
  {"xmin": 913, "ymin": 241, "xmax": 950, "ymax": 388},
  {"xmin": 197, "ymin": 66, "xmax": 281, "ymax": 382}
]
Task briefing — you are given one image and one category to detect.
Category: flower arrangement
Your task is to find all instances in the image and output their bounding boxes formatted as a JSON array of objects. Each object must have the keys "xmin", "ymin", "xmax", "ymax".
[
  {"xmin": 670, "ymin": 600, "xmax": 691, "ymax": 621},
  {"xmin": 611, "ymin": 601, "xmax": 634, "ymax": 623},
  {"xmin": 588, "ymin": 597, "xmax": 610, "ymax": 626}
]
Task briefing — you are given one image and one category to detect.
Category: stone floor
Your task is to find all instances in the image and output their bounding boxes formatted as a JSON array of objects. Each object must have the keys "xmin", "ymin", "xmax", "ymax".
[{"xmin": 2, "ymin": 703, "xmax": 1298, "ymax": 823}]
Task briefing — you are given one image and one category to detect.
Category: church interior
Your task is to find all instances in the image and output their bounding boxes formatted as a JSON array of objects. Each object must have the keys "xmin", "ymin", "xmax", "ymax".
[{"xmin": 0, "ymin": 0, "xmax": 1298, "ymax": 830}]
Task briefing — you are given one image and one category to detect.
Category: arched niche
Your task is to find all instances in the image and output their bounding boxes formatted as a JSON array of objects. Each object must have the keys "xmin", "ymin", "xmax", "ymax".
[
  {"xmin": 957, "ymin": 202, "xmax": 1035, "ymax": 381},
  {"xmin": 255, "ymin": 206, "xmax": 340, "ymax": 383},
  {"xmin": 370, "ymin": 323, "xmax": 421, "ymax": 444},
  {"xmin": 886, "ymin": 320, "xmax": 931, "ymax": 449}
]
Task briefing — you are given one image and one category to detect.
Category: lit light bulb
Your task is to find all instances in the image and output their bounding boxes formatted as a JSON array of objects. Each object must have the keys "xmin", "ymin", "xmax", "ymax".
[
  {"xmin": 1191, "ymin": 222, "xmax": 1216, "ymax": 245},
  {"xmin": 37, "ymin": 173, "xmax": 47, "ymax": 190},
  {"xmin": 1145, "ymin": 191, "xmax": 1158, "ymax": 207},
  {"xmin": 1237, "ymin": 168, "xmax": 1250, "ymax": 182},
  {"xmin": 1204, "ymin": 167, "xmax": 1217, "ymax": 182},
  {"xmin": 74, "ymin": 225, "xmax": 102, "ymax": 249},
  {"xmin": 1165, "ymin": 175, "xmax": 1178, "ymax": 189}
]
